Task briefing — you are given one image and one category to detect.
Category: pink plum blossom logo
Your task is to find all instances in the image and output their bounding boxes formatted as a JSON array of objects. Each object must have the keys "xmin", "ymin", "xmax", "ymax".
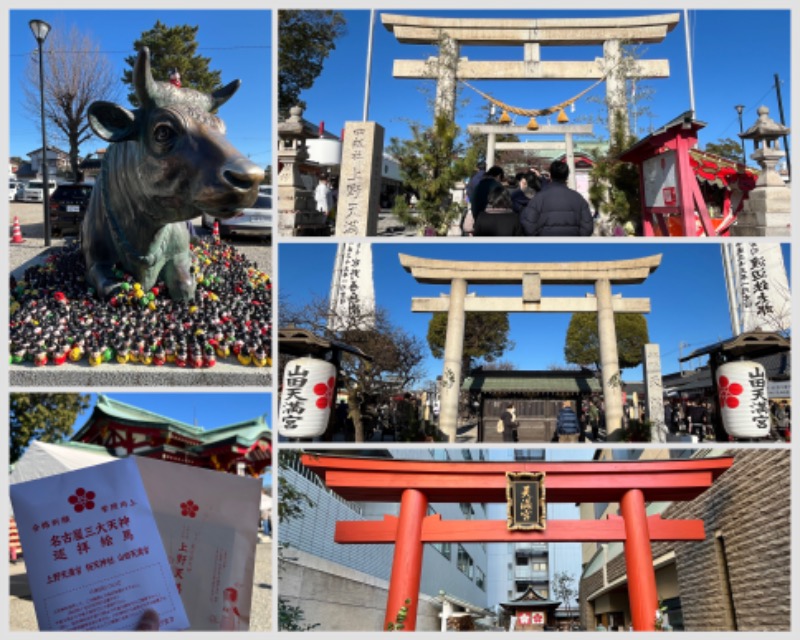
[
  {"xmin": 180, "ymin": 499, "xmax": 199, "ymax": 518},
  {"xmin": 68, "ymin": 487, "xmax": 96, "ymax": 513},
  {"xmin": 313, "ymin": 377, "xmax": 336, "ymax": 410},
  {"xmin": 718, "ymin": 376, "xmax": 744, "ymax": 409}
]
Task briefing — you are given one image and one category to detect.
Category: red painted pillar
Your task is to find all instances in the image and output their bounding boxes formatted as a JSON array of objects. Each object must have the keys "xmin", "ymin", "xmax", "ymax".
[
  {"xmin": 620, "ymin": 488, "xmax": 658, "ymax": 631},
  {"xmin": 384, "ymin": 488, "xmax": 428, "ymax": 631}
]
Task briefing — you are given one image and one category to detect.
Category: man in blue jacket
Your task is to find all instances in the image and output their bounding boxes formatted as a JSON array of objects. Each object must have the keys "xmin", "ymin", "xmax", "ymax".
[
  {"xmin": 521, "ymin": 160, "xmax": 594, "ymax": 236},
  {"xmin": 556, "ymin": 400, "xmax": 581, "ymax": 443}
]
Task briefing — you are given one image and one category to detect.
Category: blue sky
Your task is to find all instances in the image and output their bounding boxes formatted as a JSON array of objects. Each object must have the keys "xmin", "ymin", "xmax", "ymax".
[
  {"xmin": 279, "ymin": 242, "xmax": 791, "ymax": 384},
  {"xmin": 297, "ymin": 9, "xmax": 790, "ymax": 153},
  {"xmin": 9, "ymin": 10, "xmax": 271, "ymax": 166}
]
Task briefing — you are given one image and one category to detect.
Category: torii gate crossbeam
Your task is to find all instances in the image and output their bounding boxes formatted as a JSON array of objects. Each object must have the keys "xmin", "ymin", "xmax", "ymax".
[{"xmin": 302, "ymin": 454, "xmax": 734, "ymax": 632}]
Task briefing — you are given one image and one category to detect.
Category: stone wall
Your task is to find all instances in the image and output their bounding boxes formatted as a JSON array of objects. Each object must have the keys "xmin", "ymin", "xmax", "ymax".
[
  {"xmin": 660, "ymin": 449, "xmax": 790, "ymax": 631},
  {"xmin": 280, "ymin": 548, "xmax": 441, "ymax": 631},
  {"xmin": 580, "ymin": 449, "xmax": 790, "ymax": 631}
]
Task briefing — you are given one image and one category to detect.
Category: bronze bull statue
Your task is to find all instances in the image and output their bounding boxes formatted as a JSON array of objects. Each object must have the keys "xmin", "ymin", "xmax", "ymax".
[{"xmin": 83, "ymin": 47, "xmax": 263, "ymax": 301}]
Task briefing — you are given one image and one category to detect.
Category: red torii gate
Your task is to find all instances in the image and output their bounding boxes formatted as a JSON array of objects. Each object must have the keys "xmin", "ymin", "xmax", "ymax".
[{"xmin": 301, "ymin": 453, "xmax": 734, "ymax": 632}]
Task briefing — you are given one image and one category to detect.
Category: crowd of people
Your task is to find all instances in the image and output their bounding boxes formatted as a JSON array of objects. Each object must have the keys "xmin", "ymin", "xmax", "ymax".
[{"xmin": 462, "ymin": 159, "xmax": 595, "ymax": 237}]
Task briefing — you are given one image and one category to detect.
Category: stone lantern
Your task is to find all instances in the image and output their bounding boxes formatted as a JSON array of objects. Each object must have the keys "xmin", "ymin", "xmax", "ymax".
[
  {"xmin": 277, "ymin": 106, "xmax": 328, "ymax": 236},
  {"xmin": 733, "ymin": 106, "xmax": 790, "ymax": 236}
]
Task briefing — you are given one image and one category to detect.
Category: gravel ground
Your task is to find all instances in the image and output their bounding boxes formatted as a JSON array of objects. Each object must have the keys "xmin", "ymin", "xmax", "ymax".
[
  {"xmin": 8, "ymin": 534, "xmax": 273, "ymax": 631},
  {"xmin": 8, "ymin": 201, "xmax": 272, "ymax": 388}
]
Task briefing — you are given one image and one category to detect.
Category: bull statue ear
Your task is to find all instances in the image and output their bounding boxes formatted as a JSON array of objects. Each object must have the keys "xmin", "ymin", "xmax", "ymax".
[
  {"xmin": 88, "ymin": 101, "xmax": 137, "ymax": 142},
  {"xmin": 211, "ymin": 79, "xmax": 241, "ymax": 112}
]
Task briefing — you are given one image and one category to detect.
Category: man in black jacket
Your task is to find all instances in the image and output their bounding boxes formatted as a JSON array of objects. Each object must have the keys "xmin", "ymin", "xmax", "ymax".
[{"xmin": 521, "ymin": 160, "xmax": 593, "ymax": 236}]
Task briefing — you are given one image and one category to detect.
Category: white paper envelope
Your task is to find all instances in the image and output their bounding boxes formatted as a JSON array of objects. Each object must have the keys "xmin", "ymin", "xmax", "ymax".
[
  {"xmin": 9, "ymin": 457, "xmax": 189, "ymax": 631},
  {"xmin": 134, "ymin": 457, "xmax": 262, "ymax": 630}
]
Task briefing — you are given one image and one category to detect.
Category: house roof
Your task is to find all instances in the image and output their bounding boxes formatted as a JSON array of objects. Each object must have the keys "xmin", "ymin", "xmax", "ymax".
[
  {"xmin": 279, "ymin": 325, "xmax": 373, "ymax": 360},
  {"xmin": 499, "ymin": 585, "xmax": 561, "ymax": 609},
  {"xmin": 27, "ymin": 145, "xmax": 69, "ymax": 158},
  {"xmin": 664, "ymin": 350, "xmax": 790, "ymax": 395},
  {"xmin": 680, "ymin": 331, "xmax": 790, "ymax": 362}
]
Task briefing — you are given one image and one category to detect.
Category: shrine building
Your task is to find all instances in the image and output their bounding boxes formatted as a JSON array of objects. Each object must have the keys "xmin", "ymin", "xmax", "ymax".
[{"xmin": 70, "ymin": 394, "xmax": 272, "ymax": 476}]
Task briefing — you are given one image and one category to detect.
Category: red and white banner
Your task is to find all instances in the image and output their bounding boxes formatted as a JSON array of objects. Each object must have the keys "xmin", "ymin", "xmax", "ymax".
[{"xmin": 730, "ymin": 243, "xmax": 791, "ymax": 333}]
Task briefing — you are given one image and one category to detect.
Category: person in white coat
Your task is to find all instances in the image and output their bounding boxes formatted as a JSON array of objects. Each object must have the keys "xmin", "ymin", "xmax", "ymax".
[{"xmin": 314, "ymin": 176, "xmax": 333, "ymax": 216}]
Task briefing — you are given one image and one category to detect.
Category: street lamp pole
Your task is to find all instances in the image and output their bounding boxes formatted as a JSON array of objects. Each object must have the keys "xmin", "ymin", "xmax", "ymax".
[
  {"xmin": 734, "ymin": 104, "xmax": 746, "ymax": 167},
  {"xmin": 30, "ymin": 19, "xmax": 52, "ymax": 247}
]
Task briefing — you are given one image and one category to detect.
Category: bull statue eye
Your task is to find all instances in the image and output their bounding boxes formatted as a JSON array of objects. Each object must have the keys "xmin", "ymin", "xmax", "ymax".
[{"xmin": 153, "ymin": 124, "xmax": 175, "ymax": 144}]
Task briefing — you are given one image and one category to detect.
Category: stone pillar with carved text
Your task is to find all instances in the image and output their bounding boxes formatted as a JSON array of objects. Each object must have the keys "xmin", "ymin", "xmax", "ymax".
[{"xmin": 336, "ymin": 122, "xmax": 384, "ymax": 237}]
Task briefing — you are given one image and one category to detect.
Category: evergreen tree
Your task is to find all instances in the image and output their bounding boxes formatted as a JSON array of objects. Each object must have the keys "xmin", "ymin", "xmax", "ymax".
[
  {"xmin": 704, "ymin": 137, "xmax": 745, "ymax": 162},
  {"xmin": 10, "ymin": 393, "xmax": 91, "ymax": 464},
  {"xmin": 564, "ymin": 313, "xmax": 649, "ymax": 371},
  {"xmin": 388, "ymin": 114, "xmax": 478, "ymax": 235},
  {"xmin": 427, "ymin": 311, "xmax": 513, "ymax": 373},
  {"xmin": 278, "ymin": 10, "xmax": 347, "ymax": 118},
  {"xmin": 122, "ymin": 22, "xmax": 222, "ymax": 107}
]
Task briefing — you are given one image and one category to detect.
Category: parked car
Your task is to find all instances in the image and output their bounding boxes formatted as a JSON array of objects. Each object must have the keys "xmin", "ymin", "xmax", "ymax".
[
  {"xmin": 21, "ymin": 179, "xmax": 57, "ymax": 203},
  {"xmin": 9, "ymin": 179, "xmax": 19, "ymax": 202},
  {"xmin": 50, "ymin": 183, "xmax": 93, "ymax": 236},
  {"xmin": 202, "ymin": 192, "xmax": 272, "ymax": 238}
]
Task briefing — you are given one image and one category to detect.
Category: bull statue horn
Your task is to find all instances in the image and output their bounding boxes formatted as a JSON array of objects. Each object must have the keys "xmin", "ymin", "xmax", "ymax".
[
  {"xmin": 133, "ymin": 46, "xmax": 159, "ymax": 109},
  {"xmin": 133, "ymin": 46, "xmax": 240, "ymax": 113}
]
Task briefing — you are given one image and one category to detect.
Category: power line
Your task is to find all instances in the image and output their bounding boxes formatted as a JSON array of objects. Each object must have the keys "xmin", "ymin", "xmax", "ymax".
[{"xmin": 11, "ymin": 45, "xmax": 270, "ymax": 58}]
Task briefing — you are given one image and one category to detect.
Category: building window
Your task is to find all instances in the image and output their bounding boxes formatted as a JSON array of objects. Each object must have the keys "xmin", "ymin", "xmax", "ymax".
[
  {"xmin": 427, "ymin": 506, "xmax": 451, "ymax": 559},
  {"xmin": 430, "ymin": 449, "xmax": 450, "ymax": 461},
  {"xmin": 457, "ymin": 544, "xmax": 474, "ymax": 579},
  {"xmin": 462, "ymin": 449, "xmax": 473, "ymax": 461},
  {"xmin": 475, "ymin": 566, "xmax": 486, "ymax": 591}
]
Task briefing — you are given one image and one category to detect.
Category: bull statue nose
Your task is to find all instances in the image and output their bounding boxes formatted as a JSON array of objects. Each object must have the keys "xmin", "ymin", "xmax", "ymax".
[{"xmin": 221, "ymin": 157, "xmax": 264, "ymax": 192}]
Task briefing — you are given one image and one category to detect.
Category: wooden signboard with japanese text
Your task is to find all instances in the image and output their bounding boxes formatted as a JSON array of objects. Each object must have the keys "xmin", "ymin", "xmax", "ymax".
[{"xmin": 506, "ymin": 471, "xmax": 546, "ymax": 531}]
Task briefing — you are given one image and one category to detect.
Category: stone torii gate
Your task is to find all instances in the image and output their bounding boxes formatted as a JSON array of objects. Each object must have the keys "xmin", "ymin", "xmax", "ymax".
[
  {"xmin": 466, "ymin": 123, "xmax": 593, "ymax": 190},
  {"xmin": 302, "ymin": 453, "xmax": 734, "ymax": 632},
  {"xmin": 381, "ymin": 12, "xmax": 679, "ymax": 132},
  {"xmin": 399, "ymin": 253, "xmax": 662, "ymax": 441}
]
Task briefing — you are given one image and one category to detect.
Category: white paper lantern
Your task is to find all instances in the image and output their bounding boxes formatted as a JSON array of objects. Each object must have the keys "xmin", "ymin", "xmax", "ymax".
[
  {"xmin": 716, "ymin": 361, "xmax": 771, "ymax": 439},
  {"xmin": 279, "ymin": 357, "xmax": 337, "ymax": 438}
]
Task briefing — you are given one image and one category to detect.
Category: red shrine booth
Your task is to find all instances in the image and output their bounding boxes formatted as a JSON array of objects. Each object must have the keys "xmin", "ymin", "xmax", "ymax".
[
  {"xmin": 301, "ymin": 454, "xmax": 734, "ymax": 632},
  {"xmin": 620, "ymin": 112, "xmax": 758, "ymax": 237}
]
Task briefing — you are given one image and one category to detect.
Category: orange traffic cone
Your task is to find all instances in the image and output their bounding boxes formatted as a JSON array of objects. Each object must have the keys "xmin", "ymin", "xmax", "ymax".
[
  {"xmin": 212, "ymin": 219, "xmax": 220, "ymax": 244},
  {"xmin": 11, "ymin": 216, "xmax": 25, "ymax": 244}
]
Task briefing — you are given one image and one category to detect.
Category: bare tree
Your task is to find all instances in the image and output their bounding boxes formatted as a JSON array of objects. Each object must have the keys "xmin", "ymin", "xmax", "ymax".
[
  {"xmin": 281, "ymin": 294, "xmax": 428, "ymax": 442},
  {"xmin": 552, "ymin": 571, "xmax": 578, "ymax": 629},
  {"xmin": 24, "ymin": 23, "xmax": 119, "ymax": 181}
]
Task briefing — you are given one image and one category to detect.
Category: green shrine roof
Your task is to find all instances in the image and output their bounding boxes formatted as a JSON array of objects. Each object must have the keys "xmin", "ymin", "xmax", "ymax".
[
  {"xmin": 463, "ymin": 371, "xmax": 602, "ymax": 395},
  {"xmin": 72, "ymin": 394, "xmax": 270, "ymax": 447}
]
